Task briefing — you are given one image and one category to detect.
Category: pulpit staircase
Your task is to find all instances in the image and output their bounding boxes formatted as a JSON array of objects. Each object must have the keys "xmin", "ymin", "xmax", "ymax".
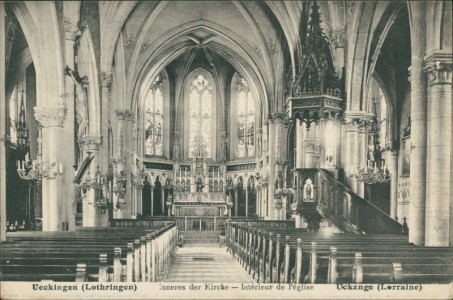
[{"xmin": 293, "ymin": 169, "xmax": 406, "ymax": 235}]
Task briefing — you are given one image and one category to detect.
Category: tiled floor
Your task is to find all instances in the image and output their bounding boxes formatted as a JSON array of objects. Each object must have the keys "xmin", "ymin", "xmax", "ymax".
[{"xmin": 165, "ymin": 244, "xmax": 254, "ymax": 282}]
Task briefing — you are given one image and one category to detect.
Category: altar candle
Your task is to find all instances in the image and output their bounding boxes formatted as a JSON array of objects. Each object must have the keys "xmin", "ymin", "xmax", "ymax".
[
  {"xmin": 59, "ymin": 162, "xmax": 63, "ymax": 174},
  {"xmin": 25, "ymin": 153, "xmax": 29, "ymax": 162},
  {"xmin": 17, "ymin": 161, "xmax": 19, "ymax": 170}
]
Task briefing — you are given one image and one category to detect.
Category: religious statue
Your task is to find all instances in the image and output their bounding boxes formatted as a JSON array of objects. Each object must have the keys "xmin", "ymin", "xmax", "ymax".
[
  {"xmin": 220, "ymin": 132, "xmax": 228, "ymax": 162},
  {"xmin": 173, "ymin": 132, "xmax": 181, "ymax": 161},
  {"xmin": 256, "ymin": 129, "xmax": 262, "ymax": 156},
  {"xmin": 65, "ymin": 66, "xmax": 89, "ymax": 140},
  {"xmin": 196, "ymin": 177, "xmax": 204, "ymax": 192},
  {"xmin": 403, "ymin": 117, "xmax": 411, "ymax": 138}
]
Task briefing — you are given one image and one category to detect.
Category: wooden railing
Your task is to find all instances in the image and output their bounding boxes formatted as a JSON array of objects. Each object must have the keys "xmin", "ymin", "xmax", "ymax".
[
  {"xmin": 317, "ymin": 169, "xmax": 405, "ymax": 235},
  {"xmin": 113, "ymin": 216, "xmax": 261, "ymax": 235}
]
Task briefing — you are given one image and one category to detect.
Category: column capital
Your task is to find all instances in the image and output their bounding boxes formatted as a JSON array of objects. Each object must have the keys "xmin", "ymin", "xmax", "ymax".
[
  {"xmin": 271, "ymin": 112, "xmax": 287, "ymax": 123},
  {"xmin": 424, "ymin": 50, "xmax": 452, "ymax": 86},
  {"xmin": 63, "ymin": 18, "xmax": 85, "ymax": 42},
  {"xmin": 34, "ymin": 106, "xmax": 67, "ymax": 128},
  {"xmin": 343, "ymin": 112, "xmax": 374, "ymax": 132},
  {"xmin": 116, "ymin": 109, "xmax": 134, "ymax": 121},
  {"xmin": 101, "ymin": 72, "xmax": 113, "ymax": 88},
  {"xmin": 329, "ymin": 27, "xmax": 345, "ymax": 49},
  {"xmin": 79, "ymin": 135, "xmax": 103, "ymax": 151}
]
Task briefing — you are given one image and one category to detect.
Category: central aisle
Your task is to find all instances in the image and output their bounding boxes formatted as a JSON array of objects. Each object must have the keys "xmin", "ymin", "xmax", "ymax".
[{"xmin": 165, "ymin": 245, "xmax": 254, "ymax": 282}]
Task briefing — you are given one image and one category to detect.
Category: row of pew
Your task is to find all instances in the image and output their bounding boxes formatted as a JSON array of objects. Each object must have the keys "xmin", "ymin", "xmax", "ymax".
[
  {"xmin": 226, "ymin": 221, "xmax": 453, "ymax": 284},
  {"xmin": 1, "ymin": 223, "xmax": 178, "ymax": 282}
]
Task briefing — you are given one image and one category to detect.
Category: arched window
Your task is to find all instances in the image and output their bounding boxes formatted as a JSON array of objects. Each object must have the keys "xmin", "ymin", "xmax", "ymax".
[
  {"xmin": 144, "ymin": 76, "xmax": 163, "ymax": 156},
  {"xmin": 235, "ymin": 76, "xmax": 255, "ymax": 158},
  {"xmin": 189, "ymin": 74, "xmax": 213, "ymax": 158}
]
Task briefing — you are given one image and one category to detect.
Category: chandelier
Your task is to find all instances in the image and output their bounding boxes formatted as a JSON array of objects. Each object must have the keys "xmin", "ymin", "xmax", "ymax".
[
  {"xmin": 353, "ymin": 97, "xmax": 390, "ymax": 184},
  {"xmin": 132, "ymin": 166, "xmax": 146, "ymax": 189},
  {"xmin": 17, "ymin": 127, "xmax": 63, "ymax": 181},
  {"xmin": 79, "ymin": 165, "xmax": 102, "ymax": 194},
  {"xmin": 78, "ymin": 165, "xmax": 112, "ymax": 214},
  {"xmin": 355, "ymin": 160, "xmax": 390, "ymax": 184}
]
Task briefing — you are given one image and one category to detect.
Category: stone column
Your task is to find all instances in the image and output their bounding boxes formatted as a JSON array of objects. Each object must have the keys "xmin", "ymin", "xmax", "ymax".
[
  {"xmin": 62, "ymin": 8, "xmax": 79, "ymax": 231},
  {"xmin": 356, "ymin": 125, "xmax": 367, "ymax": 198},
  {"xmin": 79, "ymin": 135, "xmax": 103, "ymax": 227},
  {"xmin": 150, "ymin": 185, "xmax": 154, "ymax": 216},
  {"xmin": 115, "ymin": 109, "xmax": 133, "ymax": 218},
  {"xmin": 100, "ymin": 72, "xmax": 112, "ymax": 172},
  {"xmin": 408, "ymin": 5, "xmax": 428, "ymax": 245},
  {"xmin": 274, "ymin": 113, "xmax": 286, "ymax": 220},
  {"xmin": 424, "ymin": 51, "xmax": 452, "ymax": 246},
  {"xmin": 0, "ymin": 1, "xmax": 6, "ymax": 241},
  {"xmin": 344, "ymin": 118, "xmax": 359, "ymax": 191},
  {"xmin": 234, "ymin": 185, "xmax": 239, "ymax": 217},
  {"xmin": 34, "ymin": 106, "xmax": 67, "ymax": 231},
  {"xmin": 295, "ymin": 121, "xmax": 304, "ymax": 168},
  {"xmin": 268, "ymin": 119, "xmax": 275, "ymax": 219},
  {"xmin": 245, "ymin": 181, "xmax": 249, "ymax": 217},
  {"xmin": 161, "ymin": 188, "xmax": 165, "ymax": 216},
  {"xmin": 387, "ymin": 150, "xmax": 399, "ymax": 219}
]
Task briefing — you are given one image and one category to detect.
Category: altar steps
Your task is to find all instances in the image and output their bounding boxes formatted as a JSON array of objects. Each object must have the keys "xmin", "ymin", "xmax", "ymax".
[{"xmin": 179, "ymin": 231, "xmax": 221, "ymax": 245}]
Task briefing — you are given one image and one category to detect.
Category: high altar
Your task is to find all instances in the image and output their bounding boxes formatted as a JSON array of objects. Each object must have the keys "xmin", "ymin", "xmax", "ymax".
[{"xmin": 170, "ymin": 158, "xmax": 231, "ymax": 217}]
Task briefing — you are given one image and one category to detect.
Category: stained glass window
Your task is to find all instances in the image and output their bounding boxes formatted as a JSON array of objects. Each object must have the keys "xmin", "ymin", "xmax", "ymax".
[
  {"xmin": 144, "ymin": 76, "xmax": 163, "ymax": 156},
  {"xmin": 236, "ymin": 77, "xmax": 255, "ymax": 158},
  {"xmin": 189, "ymin": 74, "xmax": 213, "ymax": 158}
]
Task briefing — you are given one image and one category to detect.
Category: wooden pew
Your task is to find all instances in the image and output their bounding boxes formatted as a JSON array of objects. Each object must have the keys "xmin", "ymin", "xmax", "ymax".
[
  {"xmin": 0, "ymin": 223, "xmax": 178, "ymax": 282},
  {"xmin": 228, "ymin": 221, "xmax": 453, "ymax": 284}
]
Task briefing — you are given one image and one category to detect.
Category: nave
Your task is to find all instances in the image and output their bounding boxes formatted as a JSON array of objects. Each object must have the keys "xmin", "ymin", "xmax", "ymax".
[
  {"xmin": 165, "ymin": 246, "xmax": 253, "ymax": 283},
  {"xmin": 1, "ymin": 219, "xmax": 453, "ymax": 285},
  {"xmin": 0, "ymin": 3, "xmax": 451, "ymax": 299}
]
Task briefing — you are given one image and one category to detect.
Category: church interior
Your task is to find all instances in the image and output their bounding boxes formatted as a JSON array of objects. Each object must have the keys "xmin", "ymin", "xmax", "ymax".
[{"xmin": 0, "ymin": 1, "xmax": 452, "ymax": 286}]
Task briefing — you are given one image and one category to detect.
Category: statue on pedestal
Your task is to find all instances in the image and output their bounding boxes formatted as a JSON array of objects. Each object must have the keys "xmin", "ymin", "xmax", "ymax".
[{"xmin": 220, "ymin": 132, "xmax": 228, "ymax": 162}]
